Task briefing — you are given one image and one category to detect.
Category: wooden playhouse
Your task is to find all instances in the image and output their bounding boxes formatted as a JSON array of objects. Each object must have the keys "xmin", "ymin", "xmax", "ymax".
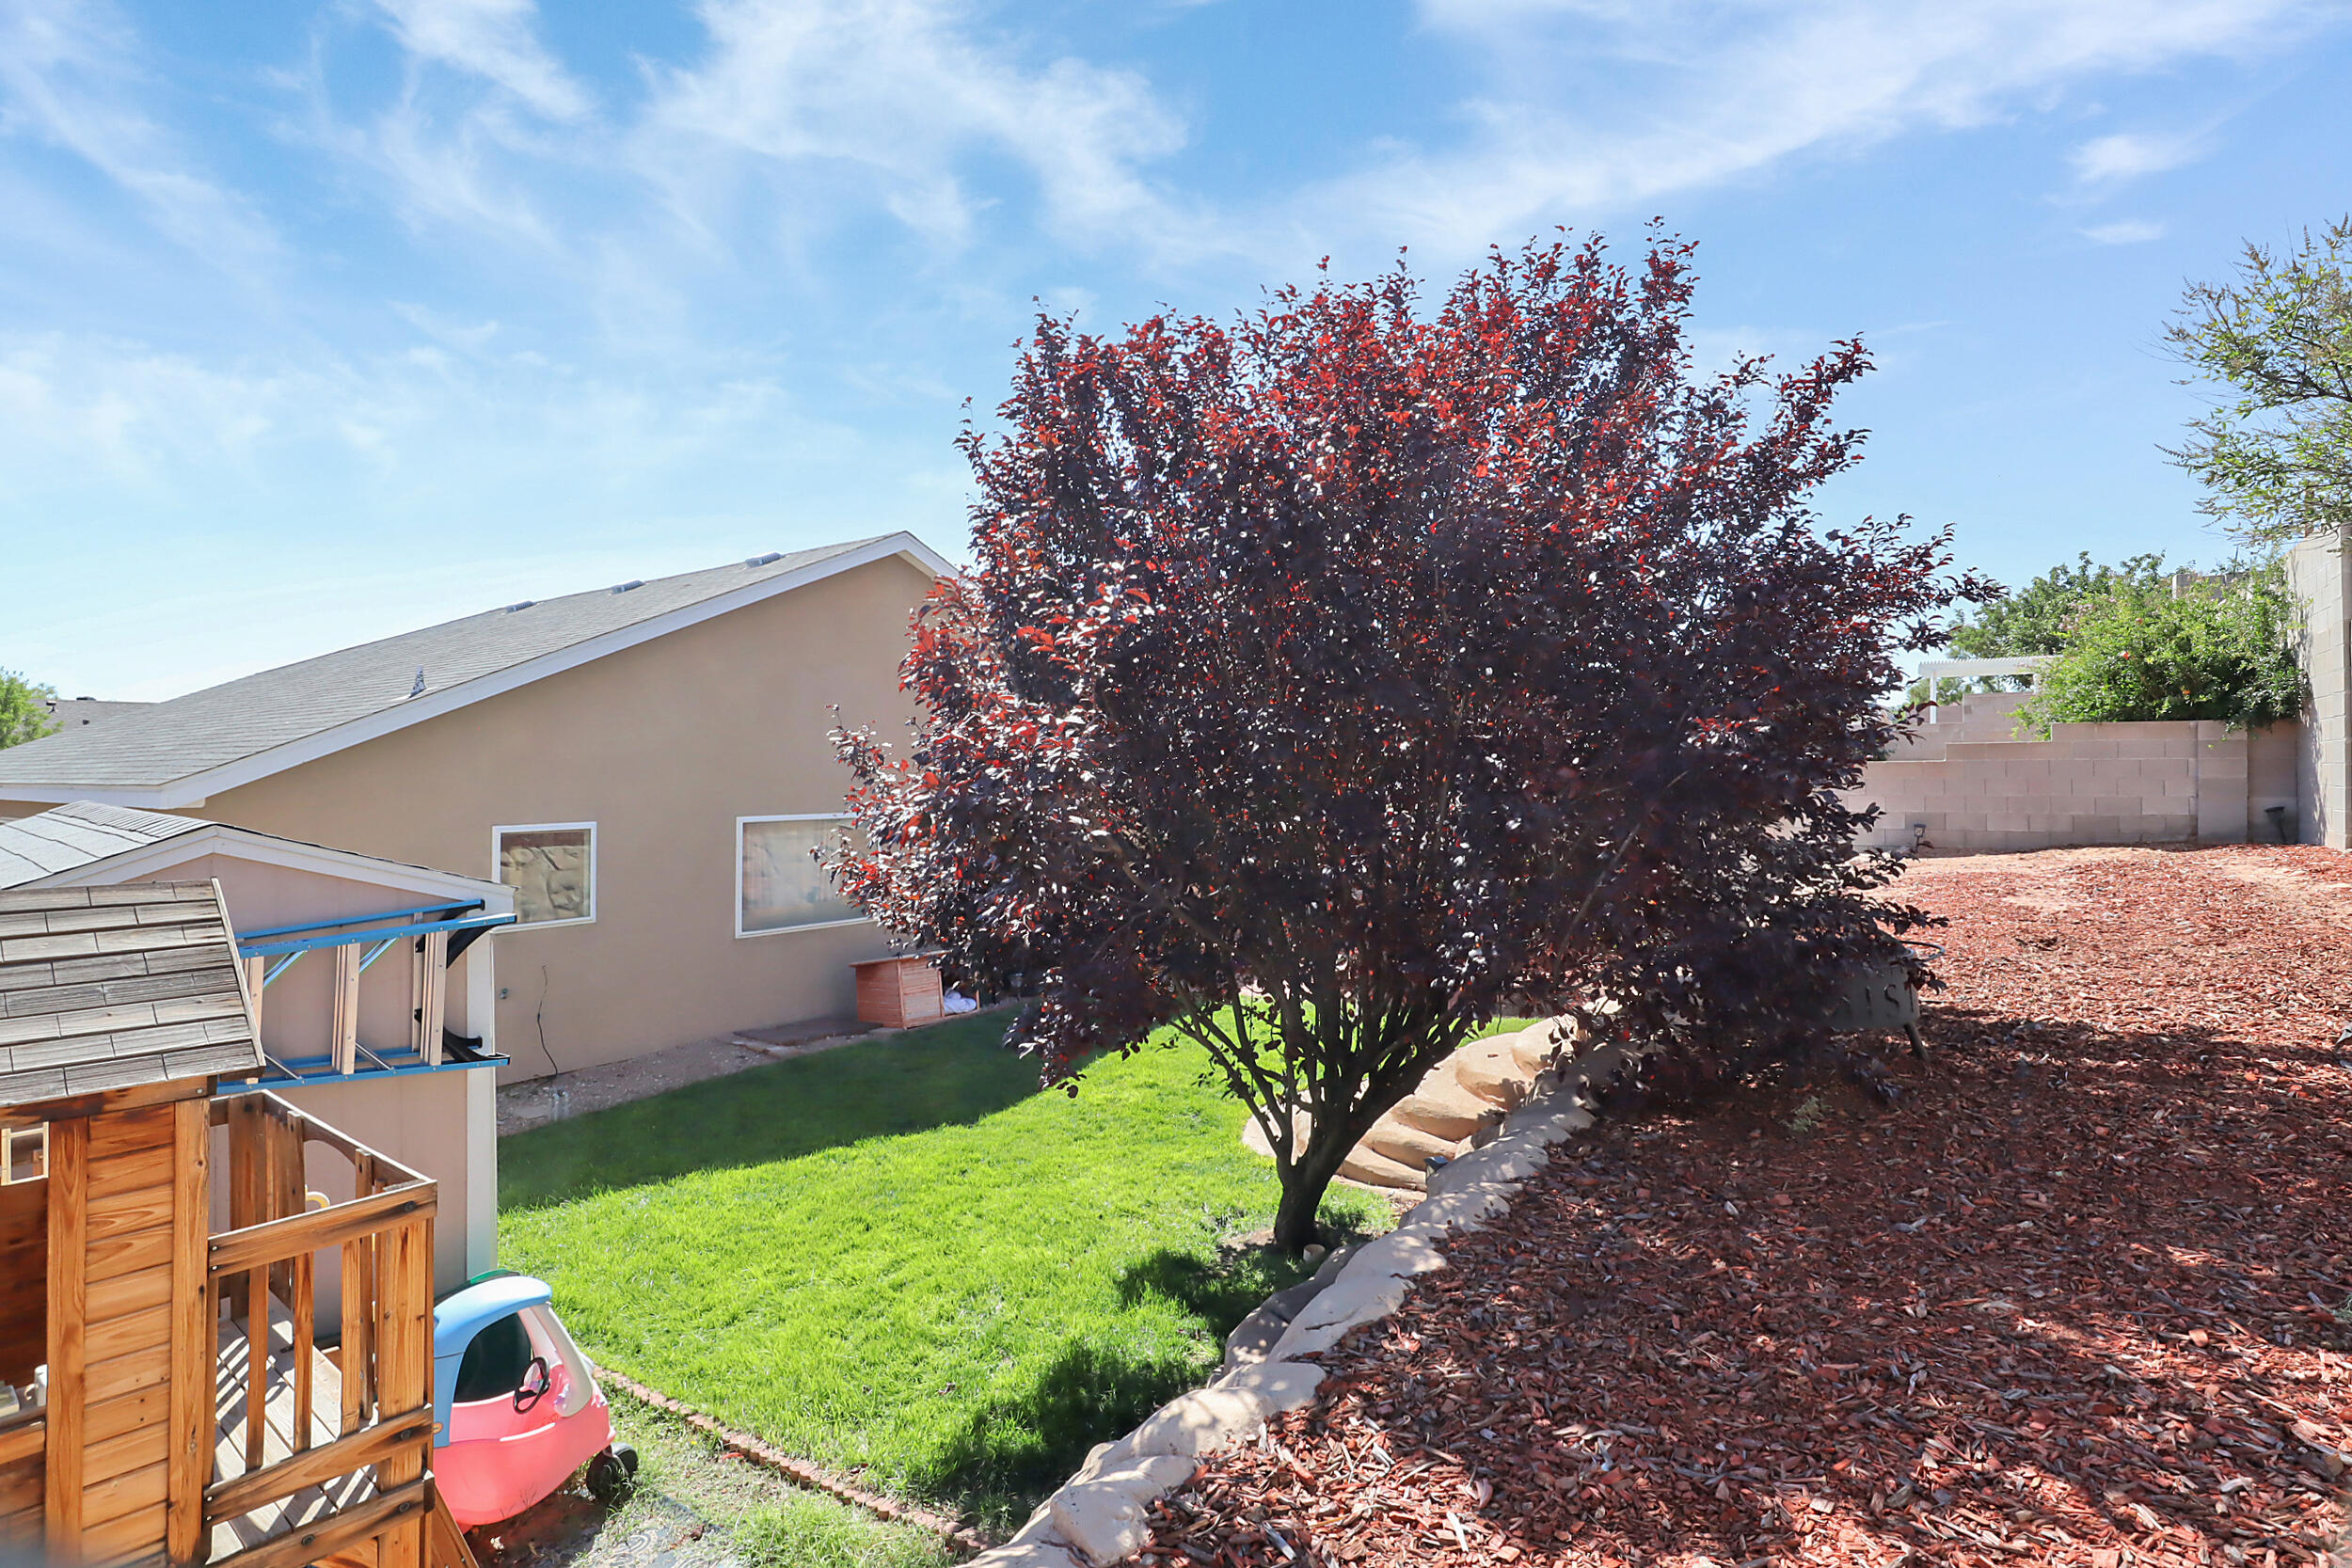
[{"xmin": 0, "ymin": 879, "xmax": 462, "ymax": 1568}]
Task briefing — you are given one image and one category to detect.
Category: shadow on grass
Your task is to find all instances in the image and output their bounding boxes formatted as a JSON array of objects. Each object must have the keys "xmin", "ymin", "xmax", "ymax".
[
  {"xmin": 1116, "ymin": 1246, "xmax": 1318, "ymax": 1341},
  {"xmin": 500, "ymin": 1014, "xmax": 1049, "ymax": 1211},
  {"xmin": 926, "ymin": 1227, "xmax": 1403, "ymax": 1528},
  {"xmin": 921, "ymin": 1338, "xmax": 1208, "ymax": 1532}
]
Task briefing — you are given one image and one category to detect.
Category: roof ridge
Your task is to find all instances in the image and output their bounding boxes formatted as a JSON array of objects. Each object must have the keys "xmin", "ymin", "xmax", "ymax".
[{"xmin": 0, "ymin": 531, "xmax": 946, "ymax": 802}]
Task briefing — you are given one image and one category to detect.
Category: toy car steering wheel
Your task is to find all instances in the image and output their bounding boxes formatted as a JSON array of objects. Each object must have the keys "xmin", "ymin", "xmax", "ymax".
[{"xmin": 514, "ymin": 1354, "xmax": 551, "ymax": 1414}]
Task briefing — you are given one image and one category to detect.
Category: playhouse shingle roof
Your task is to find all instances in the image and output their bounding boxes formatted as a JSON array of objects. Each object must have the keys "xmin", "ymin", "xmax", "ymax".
[
  {"xmin": 0, "ymin": 534, "xmax": 945, "ymax": 801},
  {"xmin": 0, "ymin": 880, "xmax": 262, "ymax": 1105}
]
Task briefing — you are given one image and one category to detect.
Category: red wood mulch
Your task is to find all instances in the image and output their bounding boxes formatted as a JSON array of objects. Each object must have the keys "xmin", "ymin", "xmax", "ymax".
[{"xmin": 1127, "ymin": 847, "xmax": 2352, "ymax": 1568}]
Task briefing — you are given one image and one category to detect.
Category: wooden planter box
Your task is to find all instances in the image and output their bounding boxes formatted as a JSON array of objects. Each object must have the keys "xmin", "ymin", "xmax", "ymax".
[{"xmin": 852, "ymin": 954, "xmax": 945, "ymax": 1028}]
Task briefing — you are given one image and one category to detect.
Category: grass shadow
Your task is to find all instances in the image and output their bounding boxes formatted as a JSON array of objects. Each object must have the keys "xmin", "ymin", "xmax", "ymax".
[
  {"xmin": 920, "ymin": 1338, "xmax": 1211, "ymax": 1532},
  {"xmin": 1115, "ymin": 1247, "xmax": 1314, "ymax": 1341},
  {"xmin": 924, "ymin": 1217, "xmax": 1395, "ymax": 1527},
  {"xmin": 1111, "ymin": 1196, "xmax": 1393, "ymax": 1339},
  {"xmin": 500, "ymin": 1013, "xmax": 1048, "ymax": 1211}
]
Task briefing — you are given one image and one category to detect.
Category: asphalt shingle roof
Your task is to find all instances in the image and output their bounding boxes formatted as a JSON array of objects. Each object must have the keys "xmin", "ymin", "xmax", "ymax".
[{"xmin": 0, "ymin": 538, "xmax": 888, "ymax": 792}]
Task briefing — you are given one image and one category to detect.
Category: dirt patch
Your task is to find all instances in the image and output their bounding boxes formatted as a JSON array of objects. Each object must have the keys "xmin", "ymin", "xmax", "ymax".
[
  {"xmin": 2201, "ymin": 855, "xmax": 2352, "ymax": 925},
  {"xmin": 497, "ymin": 1008, "xmax": 1013, "ymax": 1136},
  {"xmin": 1890, "ymin": 842, "xmax": 2352, "ymax": 931},
  {"xmin": 1895, "ymin": 847, "xmax": 2148, "ymax": 879},
  {"xmin": 468, "ymin": 1387, "xmax": 954, "ymax": 1568}
]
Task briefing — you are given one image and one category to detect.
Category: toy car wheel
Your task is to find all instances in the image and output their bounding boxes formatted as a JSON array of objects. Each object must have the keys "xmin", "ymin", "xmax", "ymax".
[
  {"xmin": 613, "ymin": 1444, "xmax": 640, "ymax": 1477},
  {"xmin": 586, "ymin": 1448, "xmax": 636, "ymax": 1506}
]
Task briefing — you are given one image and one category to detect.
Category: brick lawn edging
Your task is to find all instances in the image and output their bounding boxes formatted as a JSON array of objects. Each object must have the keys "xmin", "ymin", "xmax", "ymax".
[
  {"xmin": 972, "ymin": 1039, "xmax": 1629, "ymax": 1568},
  {"xmin": 597, "ymin": 1367, "xmax": 994, "ymax": 1558}
]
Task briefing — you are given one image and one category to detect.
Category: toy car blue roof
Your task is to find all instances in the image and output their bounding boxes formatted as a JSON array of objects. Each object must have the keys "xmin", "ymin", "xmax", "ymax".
[{"xmin": 434, "ymin": 1274, "xmax": 552, "ymax": 1359}]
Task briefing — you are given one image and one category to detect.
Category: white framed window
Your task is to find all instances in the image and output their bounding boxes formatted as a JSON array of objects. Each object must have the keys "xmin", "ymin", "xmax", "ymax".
[
  {"xmin": 493, "ymin": 823, "xmax": 596, "ymax": 927},
  {"xmin": 737, "ymin": 815, "xmax": 866, "ymax": 938},
  {"xmin": 2, "ymin": 1125, "xmax": 45, "ymax": 1185}
]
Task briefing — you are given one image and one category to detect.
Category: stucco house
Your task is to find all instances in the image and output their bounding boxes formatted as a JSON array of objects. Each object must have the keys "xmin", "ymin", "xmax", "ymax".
[{"xmin": 0, "ymin": 533, "xmax": 950, "ymax": 1079}]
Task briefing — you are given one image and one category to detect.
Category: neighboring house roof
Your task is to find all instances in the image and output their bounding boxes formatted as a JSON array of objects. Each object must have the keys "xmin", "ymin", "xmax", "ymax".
[
  {"xmin": 40, "ymin": 697, "xmax": 154, "ymax": 731},
  {"xmin": 0, "ymin": 801, "xmax": 513, "ymax": 909},
  {"xmin": 0, "ymin": 531, "xmax": 954, "ymax": 809},
  {"xmin": 0, "ymin": 879, "xmax": 262, "ymax": 1105}
]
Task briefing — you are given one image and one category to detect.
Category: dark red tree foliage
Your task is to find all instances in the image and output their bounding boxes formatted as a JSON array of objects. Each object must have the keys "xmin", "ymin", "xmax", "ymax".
[{"xmin": 829, "ymin": 233, "xmax": 1984, "ymax": 1251}]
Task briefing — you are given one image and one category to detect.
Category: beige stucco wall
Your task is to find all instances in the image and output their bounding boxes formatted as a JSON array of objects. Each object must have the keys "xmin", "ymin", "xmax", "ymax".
[
  {"xmin": 186, "ymin": 554, "xmax": 933, "ymax": 1079},
  {"xmin": 142, "ymin": 850, "xmax": 486, "ymax": 1055},
  {"xmin": 1848, "ymin": 691, "xmax": 2301, "ymax": 853}
]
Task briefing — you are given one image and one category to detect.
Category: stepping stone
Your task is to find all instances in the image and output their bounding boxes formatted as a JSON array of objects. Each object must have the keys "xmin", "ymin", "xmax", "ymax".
[
  {"xmin": 1509, "ymin": 1023, "xmax": 1567, "ymax": 1076},
  {"xmin": 1388, "ymin": 1072, "xmax": 1497, "ymax": 1142},
  {"xmin": 1359, "ymin": 1115, "xmax": 1461, "ymax": 1171},
  {"xmin": 1232, "ymin": 1017, "xmax": 1581, "ymax": 1191},
  {"xmin": 1454, "ymin": 1038, "xmax": 1534, "ymax": 1105},
  {"xmin": 1338, "ymin": 1142, "xmax": 1427, "ymax": 1191}
]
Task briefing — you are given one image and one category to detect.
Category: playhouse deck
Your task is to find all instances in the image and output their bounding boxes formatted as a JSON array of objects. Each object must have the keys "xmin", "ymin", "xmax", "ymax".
[{"xmin": 211, "ymin": 1294, "xmax": 373, "ymax": 1560}]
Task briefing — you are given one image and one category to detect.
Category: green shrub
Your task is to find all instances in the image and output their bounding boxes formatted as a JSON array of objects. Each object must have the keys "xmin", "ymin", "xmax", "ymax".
[
  {"xmin": 2018, "ymin": 562, "xmax": 2303, "ymax": 730},
  {"xmin": 1906, "ymin": 553, "xmax": 2171, "ymax": 707}
]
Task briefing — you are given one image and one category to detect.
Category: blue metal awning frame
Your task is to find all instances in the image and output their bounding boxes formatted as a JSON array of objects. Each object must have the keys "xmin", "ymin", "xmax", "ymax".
[
  {"xmin": 230, "ymin": 897, "xmax": 518, "ymax": 1089},
  {"xmin": 248, "ymin": 1048, "xmax": 505, "ymax": 1087},
  {"xmin": 238, "ymin": 902, "xmax": 516, "ymax": 960}
]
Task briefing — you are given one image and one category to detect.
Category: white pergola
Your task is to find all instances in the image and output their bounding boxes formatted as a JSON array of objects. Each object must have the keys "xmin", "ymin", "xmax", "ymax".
[{"xmin": 1916, "ymin": 656, "xmax": 2053, "ymax": 689}]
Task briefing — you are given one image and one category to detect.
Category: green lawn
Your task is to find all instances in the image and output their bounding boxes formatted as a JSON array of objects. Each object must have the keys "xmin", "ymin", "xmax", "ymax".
[{"xmin": 498, "ymin": 1016, "xmax": 1391, "ymax": 1529}]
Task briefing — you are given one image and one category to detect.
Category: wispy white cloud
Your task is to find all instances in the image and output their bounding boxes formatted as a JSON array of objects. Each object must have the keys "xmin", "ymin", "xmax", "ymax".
[
  {"xmin": 0, "ymin": 0, "xmax": 278, "ymax": 276},
  {"xmin": 2079, "ymin": 217, "xmax": 2165, "ymax": 244},
  {"xmin": 267, "ymin": 0, "xmax": 594, "ymax": 254},
  {"xmin": 1295, "ymin": 0, "xmax": 2325, "ymax": 256},
  {"xmin": 0, "ymin": 326, "xmax": 868, "ymax": 498},
  {"xmin": 638, "ymin": 0, "xmax": 1193, "ymax": 253},
  {"xmin": 0, "ymin": 324, "xmax": 963, "ymax": 698},
  {"xmin": 370, "ymin": 0, "xmax": 590, "ymax": 121},
  {"xmin": 2069, "ymin": 130, "xmax": 2199, "ymax": 183}
]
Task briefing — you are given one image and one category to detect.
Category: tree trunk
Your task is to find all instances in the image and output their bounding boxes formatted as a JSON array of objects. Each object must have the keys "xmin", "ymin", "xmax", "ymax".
[{"xmin": 1270, "ymin": 1113, "xmax": 1359, "ymax": 1255}]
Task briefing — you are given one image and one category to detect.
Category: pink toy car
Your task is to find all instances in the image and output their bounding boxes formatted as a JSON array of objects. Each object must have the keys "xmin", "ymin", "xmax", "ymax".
[{"xmin": 431, "ymin": 1275, "xmax": 637, "ymax": 1527}]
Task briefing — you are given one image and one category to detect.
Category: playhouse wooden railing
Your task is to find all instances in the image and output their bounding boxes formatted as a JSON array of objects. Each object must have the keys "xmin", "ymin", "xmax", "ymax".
[{"xmin": 202, "ymin": 1091, "xmax": 437, "ymax": 1568}]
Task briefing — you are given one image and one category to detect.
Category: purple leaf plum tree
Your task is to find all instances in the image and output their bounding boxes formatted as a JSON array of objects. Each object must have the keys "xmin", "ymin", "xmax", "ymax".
[{"xmin": 828, "ymin": 233, "xmax": 1980, "ymax": 1253}]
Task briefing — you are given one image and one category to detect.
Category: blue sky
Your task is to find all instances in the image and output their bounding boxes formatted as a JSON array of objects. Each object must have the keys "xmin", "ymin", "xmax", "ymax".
[{"xmin": 4, "ymin": 0, "xmax": 2349, "ymax": 700}]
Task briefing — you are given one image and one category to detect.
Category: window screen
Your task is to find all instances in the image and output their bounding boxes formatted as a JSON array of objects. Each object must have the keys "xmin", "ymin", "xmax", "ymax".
[
  {"xmin": 497, "ymin": 825, "xmax": 595, "ymax": 925},
  {"xmin": 739, "ymin": 816, "xmax": 862, "ymax": 935}
]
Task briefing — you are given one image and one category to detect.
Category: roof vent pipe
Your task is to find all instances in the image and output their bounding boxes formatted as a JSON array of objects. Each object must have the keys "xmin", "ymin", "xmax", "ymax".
[
  {"xmin": 745, "ymin": 552, "xmax": 782, "ymax": 567},
  {"xmin": 609, "ymin": 580, "xmax": 644, "ymax": 594}
]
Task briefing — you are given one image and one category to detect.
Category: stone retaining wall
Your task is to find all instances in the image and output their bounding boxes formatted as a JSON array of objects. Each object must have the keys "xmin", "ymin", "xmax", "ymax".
[
  {"xmin": 1844, "ymin": 692, "xmax": 2301, "ymax": 854},
  {"xmin": 972, "ymin": 1045, "xmax": 1623, "ymax": 1568}
]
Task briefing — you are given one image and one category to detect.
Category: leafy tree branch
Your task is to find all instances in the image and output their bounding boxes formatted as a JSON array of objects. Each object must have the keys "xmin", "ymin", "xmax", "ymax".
[{"xmin": 2167, "ymin": 217, "xmax": 2352, "ymax": 546}]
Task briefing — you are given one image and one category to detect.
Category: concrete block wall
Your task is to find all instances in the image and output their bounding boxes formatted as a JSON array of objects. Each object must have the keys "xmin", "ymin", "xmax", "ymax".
[
  {"xmin": 1848, "ymin": 691, "xmax": 2302, "ymax": 853},
  {"xmin": 2249, "ymin": 722, "xmax": 2299, "ymax": 842},
  {"xmin": 2287, "ymin": 535, "xmax": 2349, "ymax": 847}
]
